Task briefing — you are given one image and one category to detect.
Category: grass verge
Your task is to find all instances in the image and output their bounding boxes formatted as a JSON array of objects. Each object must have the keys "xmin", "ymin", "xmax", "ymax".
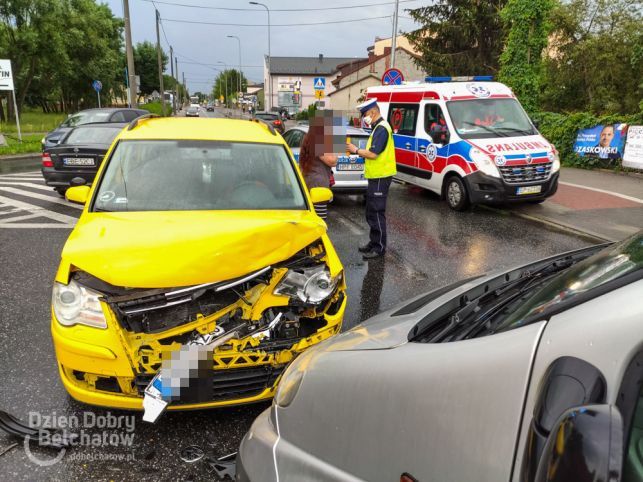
[{"xmin": 0, "ymin": 134, "xmax": 43, "ymax": 156}]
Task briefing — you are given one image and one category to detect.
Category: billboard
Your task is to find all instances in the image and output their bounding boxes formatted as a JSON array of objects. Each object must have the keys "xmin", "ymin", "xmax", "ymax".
[
  {"xmin": 573, "ymin": 124, "xmax": 626, "ymax": 160},
  {"xmin": 623, "ymin": 125, "xmax": 643, "ymax": 170}
]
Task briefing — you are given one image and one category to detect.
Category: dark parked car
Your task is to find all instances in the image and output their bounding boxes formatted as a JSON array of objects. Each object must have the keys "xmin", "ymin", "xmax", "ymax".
[
  {"xmin": 41, "ymin": 122, "xmax": 127, "ymax": 195},
  {"xmin": 42, "ymin": 108, "xmax": 147, "ymax": 150},
  {"xmin": 253, "ymin": 111, "xmax": 285, "ymax": 134},
  {"xmin": 206, "ymin": 103, "xmax": 215, "ymax": 112}
]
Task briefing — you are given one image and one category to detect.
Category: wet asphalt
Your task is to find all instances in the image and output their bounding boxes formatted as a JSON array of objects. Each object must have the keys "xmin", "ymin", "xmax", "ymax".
[{"xmin": 0, "ymin": 113, "xmax": 593, "ymax": 481}]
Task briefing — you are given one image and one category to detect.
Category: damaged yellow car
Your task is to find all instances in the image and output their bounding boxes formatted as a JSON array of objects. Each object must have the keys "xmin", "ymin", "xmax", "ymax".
[{"xmin": 51, "ymin": 116, "xmax": 346, "ymax": 415}]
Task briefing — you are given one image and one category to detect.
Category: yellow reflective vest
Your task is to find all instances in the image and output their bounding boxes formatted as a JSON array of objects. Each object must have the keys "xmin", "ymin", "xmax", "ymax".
[{"xmin": 364, "ymin": 119, "xmax": 397, "ymax": 179}]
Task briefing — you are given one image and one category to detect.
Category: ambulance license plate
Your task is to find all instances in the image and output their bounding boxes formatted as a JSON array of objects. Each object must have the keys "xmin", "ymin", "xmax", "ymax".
[
  {"xmin": 516, "ymin": 185, "xmax": 542, "ymax": 195},
  {"xmin": 337, "ymin": 164, "xmax": 364, "ymax": 171}
]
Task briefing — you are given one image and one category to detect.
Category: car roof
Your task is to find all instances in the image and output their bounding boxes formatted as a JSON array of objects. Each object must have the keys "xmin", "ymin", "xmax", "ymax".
[
  {"xmin": 73, "ymin": 108, "xmax": 146, "ymax": 114},
  {"xmin": 286, "ymin": 125, "xmax": 370, "ymax": 136},
  {"xmin": 69, "ymin": 122, "xmax": 129, "ymax": 129},
  {"xmin": 120, "ymin": 117, "xmax": 284, "ymax": 144}
]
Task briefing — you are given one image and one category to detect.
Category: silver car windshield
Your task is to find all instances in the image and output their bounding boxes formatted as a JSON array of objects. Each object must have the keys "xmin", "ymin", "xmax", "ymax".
[
  {"xmin": 64, "ymin": 126, "xmax": 122, "ymax": 145},
  {"xmin": 446, "ymin": 98, "xmax": 537, "ymax": 139},
  {"xmin": 92, "ymin": 140, "xmax": 306, "ymax": 212}
]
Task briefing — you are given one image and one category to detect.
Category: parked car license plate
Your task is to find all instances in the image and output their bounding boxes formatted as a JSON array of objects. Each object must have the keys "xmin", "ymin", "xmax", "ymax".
[
  {"xmin": 63, "ymin": 157, "xmax": 95, "ymax": 166},
  {"xmin": 516, "ymin": 185, "xmax": 542, "ymax": 195},
  {"xmin": 336, "ymin": 164, "xmax": 364, "ymax": 171}
]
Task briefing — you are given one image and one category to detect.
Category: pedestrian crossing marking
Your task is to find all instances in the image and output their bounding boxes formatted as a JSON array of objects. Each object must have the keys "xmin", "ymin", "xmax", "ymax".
[{"xmin": 0, "ymin": 186, "xmax": 83, "ymax": 210}]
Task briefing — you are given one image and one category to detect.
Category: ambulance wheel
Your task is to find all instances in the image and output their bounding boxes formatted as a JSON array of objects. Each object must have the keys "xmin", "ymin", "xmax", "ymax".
[{"xmin": 445, "ymin": 176, "xmax": 469, "ymax": 211}]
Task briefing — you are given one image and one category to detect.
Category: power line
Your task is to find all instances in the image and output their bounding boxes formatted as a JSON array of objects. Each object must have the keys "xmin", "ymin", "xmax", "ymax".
[
  {"xmin": 140, "ymin": 0, "xmax": 420, "ymax": 12},
  {"xmin": 161, "ymin": 14, "xmax": 393, "ymax": 27}
]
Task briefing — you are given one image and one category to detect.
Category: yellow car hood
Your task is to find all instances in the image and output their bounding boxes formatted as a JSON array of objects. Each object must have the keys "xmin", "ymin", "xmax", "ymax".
[{"xmin": 61, "ymin": 210, "xmax": 326, "ymax": 288}]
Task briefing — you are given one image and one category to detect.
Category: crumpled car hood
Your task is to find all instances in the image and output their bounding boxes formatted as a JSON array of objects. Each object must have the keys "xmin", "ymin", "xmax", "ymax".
[{"xmin": 61, "ymin": 210, "xmax": 326, "ymax": 288}]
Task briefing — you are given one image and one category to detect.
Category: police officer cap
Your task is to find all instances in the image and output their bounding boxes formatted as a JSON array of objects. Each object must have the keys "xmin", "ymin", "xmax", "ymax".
[{"xmin": 357, "ymin": 99, "xmax": 378, "ymax": 115}]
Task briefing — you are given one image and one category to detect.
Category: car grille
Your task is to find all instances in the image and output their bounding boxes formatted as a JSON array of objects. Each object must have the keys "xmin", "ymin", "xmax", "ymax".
[
  {"xmin": 135, "ymin": 365, "xmax": 285, "ymax": 402},
  {"xmin": 499, "ymin": 161, "xmax": 552, "ymax": 184}
]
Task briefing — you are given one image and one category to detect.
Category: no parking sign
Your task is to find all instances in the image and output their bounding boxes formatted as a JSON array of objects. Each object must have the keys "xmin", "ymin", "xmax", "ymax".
[{"xmin": 381, "ymin": 68, "xmax": 404, "ymax": 86}]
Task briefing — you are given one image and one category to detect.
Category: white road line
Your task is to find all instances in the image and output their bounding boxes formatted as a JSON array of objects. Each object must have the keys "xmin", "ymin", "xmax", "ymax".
[
  {"xmin": 0, "ymin": 177, "xmax": 45, "ymax": 182},
  {"xmin": 2, "ymin": 213, "xmax": 42, "ymax": 223},
  {"xmin": 0, "ymin": 195, "xmax": 77, "ymax": 225},
  {"xmin": 0, "ymin": 208, "xmax": 24, "ymax": 216},
  {"xmin": 336, "ymin": 215, "xmax": 364, "ymax": 235},
  {"xmin": 559, "ymin": 181, "xmax": 643, "ymax": 204},
  {"xmin": 0, "ymin": 181, "xmax": 58, "ymax": 192},
  {"xmin": 0, "ymin": 223, "xmax": 74, "ymax": 229},
  {"xmin": 0, "ymin": 186, "xmax": 83, "ymax": 210},
  {"xmin": 1, "ymin": 171, "xmax": 41, "ymax": 177}
]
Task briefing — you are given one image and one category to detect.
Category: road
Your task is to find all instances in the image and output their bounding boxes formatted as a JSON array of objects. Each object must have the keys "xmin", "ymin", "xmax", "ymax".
[{"xmin": 0, "ymin": 111, "xmax": 593, "ymax": 480}]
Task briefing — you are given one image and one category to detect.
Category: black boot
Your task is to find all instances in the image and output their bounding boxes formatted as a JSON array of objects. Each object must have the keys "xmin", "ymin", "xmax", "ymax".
[{"xmin": 358, "ymin": 243, "xmax": 372, "ymax": 253}]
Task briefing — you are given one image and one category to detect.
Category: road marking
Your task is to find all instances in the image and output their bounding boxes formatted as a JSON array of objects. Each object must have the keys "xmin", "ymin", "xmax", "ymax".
[
  {"xmin": 336, "ymin": 213, "xmax": 364, "ymax": 235},
  {"xmin": 559, "ymin": 181, "xmax": 643, "ymax": 204},
  {"xmin": 1, "ymin": 213, "xmax": 42, "ymax": 223},
  {"xmin": 0, "ymin": 177, "xmax": 45, "ymax": 182},
  {"xmin": 0, "ymin": 181, "xmax": 56, "ymax": 192},
  {"xmin": 0, "ymin": 195, "xmax": 77, "ymax": 227},
  {"xmin": 1, "ymin": 171, "xmax": 41, "ymax": 177},
  {"xmin": 0, "ymin": 208, "xmax": 24, "ymax": 216},
  {"xmin": 0, "ymin": 223, "xmax": 74, "ymax": 229},
  {"xmin": 0, "ymin": 186, "xmax": 83, "ymax": 210}
]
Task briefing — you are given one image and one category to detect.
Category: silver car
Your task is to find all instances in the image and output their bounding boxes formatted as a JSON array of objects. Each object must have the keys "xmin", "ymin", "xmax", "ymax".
[
  {"xmin": 237, "ymin": 233, "xmax": 643, "ymax": 482},
  {"xmin": 283, "ymin": 125, "xmax": 370, "ymax": 194}
]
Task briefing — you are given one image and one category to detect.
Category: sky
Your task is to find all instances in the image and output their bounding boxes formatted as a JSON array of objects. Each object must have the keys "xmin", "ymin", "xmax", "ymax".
[{"xmin": 104, "ymin": 0, "xmax": 425, "ymax": 94}]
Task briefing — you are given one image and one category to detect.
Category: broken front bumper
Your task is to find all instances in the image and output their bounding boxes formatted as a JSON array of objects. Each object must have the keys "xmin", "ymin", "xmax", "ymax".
[{"xmin": 52, "ymin": 253, "xmax": 346, "ymax": 411}]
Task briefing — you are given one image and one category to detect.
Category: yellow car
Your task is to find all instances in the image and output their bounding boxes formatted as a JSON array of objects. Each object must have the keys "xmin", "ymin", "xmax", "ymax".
[{"xmin": 52, "ymin": 116, "xmax": 346, "ymax": 412}]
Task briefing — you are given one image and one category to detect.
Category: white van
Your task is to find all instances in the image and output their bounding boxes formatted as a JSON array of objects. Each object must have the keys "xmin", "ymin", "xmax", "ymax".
[{"xmin": 366, "ymin": 76, "xmax": 560, "ymax": 210}]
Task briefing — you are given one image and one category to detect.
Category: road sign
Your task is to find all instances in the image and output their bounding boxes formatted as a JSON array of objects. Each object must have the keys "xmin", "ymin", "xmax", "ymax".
[
  {"xmin": 315, "ymin": 89, "xmax": 325, "ymax": 99},
  {"xmin": 382, "ymin": 68, "xmax": 404, "ymax": 86},
  {"xmin": 92, "ymin": 80, "xmax": 103, "ymax": 92},
  {"xmin": 0, "ymin": 59, "xmax": 14, "ymax": 91},
  {"xmin": 313, "ymin": 77, "xmax": 326, "ymax": 90}
]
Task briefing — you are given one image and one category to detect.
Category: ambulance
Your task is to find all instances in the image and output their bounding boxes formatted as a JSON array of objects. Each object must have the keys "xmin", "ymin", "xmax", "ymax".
[{"xmin": 365, "ymin": 76, "xmax": 560, "ymax": 210}]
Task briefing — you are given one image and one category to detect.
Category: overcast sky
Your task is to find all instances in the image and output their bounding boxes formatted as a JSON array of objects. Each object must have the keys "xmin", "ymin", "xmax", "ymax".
[{"xmin": 104, "ymin": 0, "xmax": 425, "ymax": 93}]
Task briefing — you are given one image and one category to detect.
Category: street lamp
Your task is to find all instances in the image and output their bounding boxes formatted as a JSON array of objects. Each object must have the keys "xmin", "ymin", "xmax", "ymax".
[
  {"xmin": 216, "ymin": 61, "xmax": 228, "ymax": 110},
  {"xmin": 249, "ymin": 2, "xmax": 271, "ymax": 112},
  {"xmin": 227, "ymin": 35, "xmax": 242, "ymax": 113}
]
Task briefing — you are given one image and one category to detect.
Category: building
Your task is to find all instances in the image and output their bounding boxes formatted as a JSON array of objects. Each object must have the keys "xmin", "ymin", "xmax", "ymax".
[
  {"xmin": 329, "ymin": 47, "xmax": 427, "ymax": 111},
  {"xmin": 369, "ymin": 34, "xmax": 421, "ymax": 56},
  {"xmin": 263, "ymin": 55, "xmax": 366, "ymax": 113}
]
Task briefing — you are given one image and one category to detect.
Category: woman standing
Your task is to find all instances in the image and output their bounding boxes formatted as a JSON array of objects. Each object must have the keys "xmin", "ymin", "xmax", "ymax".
[{"xmin": 298, "ymin": 116, "xmax": 338, "ymax": 219}]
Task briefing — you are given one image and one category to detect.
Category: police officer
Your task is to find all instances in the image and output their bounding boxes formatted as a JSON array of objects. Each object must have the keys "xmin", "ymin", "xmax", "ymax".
[{"xmin": 347, "ymin": 99, "xmax": 397, "ymax": 260}]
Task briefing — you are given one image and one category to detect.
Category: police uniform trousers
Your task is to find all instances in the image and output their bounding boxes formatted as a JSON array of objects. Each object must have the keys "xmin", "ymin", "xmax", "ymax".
[{"xmin": 365, "ymin": 176, "xmax": 392, "ymax": 254}]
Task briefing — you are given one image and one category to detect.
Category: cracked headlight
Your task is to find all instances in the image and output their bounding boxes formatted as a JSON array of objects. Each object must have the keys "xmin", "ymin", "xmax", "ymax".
[
  {"xmin": 52, "ymin": 278, "xmax": 108, "ymax": 329},
  {"xmin": 274, "ymin": 265, "xmax": 339, "ymax": 304},
  {"xmin": 470, "ymin": 147, "xmax": 500, "ymax": 178}
]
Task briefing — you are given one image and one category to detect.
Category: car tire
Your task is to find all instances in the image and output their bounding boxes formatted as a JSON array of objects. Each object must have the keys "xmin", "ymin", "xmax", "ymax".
[
  {"xmin": 445, "ymin": 176, "xmax": 470, "ymax": 211},
  {"xmin": 55, "ymin": 187, "xmax": 68, "ymax": 197}
]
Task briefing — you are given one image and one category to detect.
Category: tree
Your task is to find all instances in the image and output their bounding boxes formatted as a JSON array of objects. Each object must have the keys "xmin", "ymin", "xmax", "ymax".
[
  {"xmin": 498, "ymin": 0, "xmax": 555, "ymax": 113},
  {"xmin": 212, "ymin": 69, "xmax": 247, "ymax": 106},
  {"xmin": 540, "ymin": 0, "xmax": 642, "ymax": 115},
  {"xmin": 406, "ymin": 0, "xmax": 507, "ymax": 76},
  {"xmin": 133, "ymin": 41, "xmax": 168, "ymax": 96}
]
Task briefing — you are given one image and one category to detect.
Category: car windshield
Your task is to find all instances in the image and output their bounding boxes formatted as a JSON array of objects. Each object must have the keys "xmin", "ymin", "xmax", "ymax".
[
  {"xmin": 64, "ymin": 126, "xmax": 123, "ymax": 145},
  {"xmin": 495, "ymin": 234, "xmax": 643, "ymax": 332},
  {"xmin": 61, "ymin": 111, "xmax": 112, "ymax": 127},
  {"xmin": 446, "ymin": 98, "xmax": 537, "ymax": 139},
  {"xmin": 255, "ymin": 113, "xmax": 278, "ymax": 121},
  {"xmin": 92, "ymin": 140, "xmax": 307, "ymax": 212}
]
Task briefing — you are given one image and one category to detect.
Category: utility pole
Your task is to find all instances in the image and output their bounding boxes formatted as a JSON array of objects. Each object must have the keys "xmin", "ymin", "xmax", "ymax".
[
  {"xmin": 249, "ymin": 2, "xmax": 271, "ymax": 111},
  {"xmin": 175, "ymin": 57, "xmax": 180, "ymax": 108},
  {"xmin": 123, "ymin": 0, "xmax": 137, "ymax": 107},
  {"xmin": 170, "ymin": 45, "xmax": 175, "ymax": 114},
  {"xmin": 182, "ymin": 72, "xmax": 186, "ymax": 104},
  {"xmin": 155, "ymin": 9, "xmax": 166, "ymax": 115},
  {"xmin": 390, "ymin": 0, "xmax": 400, "ymax": 68}
]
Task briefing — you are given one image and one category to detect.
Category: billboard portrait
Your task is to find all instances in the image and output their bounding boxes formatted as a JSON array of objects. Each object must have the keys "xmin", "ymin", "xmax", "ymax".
[{"xmin": 573, "ymin": 123, "xmax": 626, "ymax": 160}]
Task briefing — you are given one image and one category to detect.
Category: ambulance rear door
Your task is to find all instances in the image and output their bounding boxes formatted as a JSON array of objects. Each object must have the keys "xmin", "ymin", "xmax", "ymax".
[{"xmin": 386, "ymin": 102, "xmax": 419, "ymax": 180}]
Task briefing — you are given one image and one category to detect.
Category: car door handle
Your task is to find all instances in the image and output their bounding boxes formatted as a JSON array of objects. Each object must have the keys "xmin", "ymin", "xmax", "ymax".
[
  {"xmin": 405, "ymin": 142, "xmax": 412, "ymax": 148},
  {"xmin": 419, "ymin": 146, "xmax": 426, "ymax": 152}
]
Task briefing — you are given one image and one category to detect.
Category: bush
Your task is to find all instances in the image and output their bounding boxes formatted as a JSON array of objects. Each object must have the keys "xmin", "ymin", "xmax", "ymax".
[
  {"xmin": 295, "ymin": 103, "xmax": 317, "ymax": 121},
  {"xmin": 532, "ymin": 110, "xmax": 643, "ymax": 169},
  {"xmin": 141, "ymin": 101, "xmax": 171, "ymax": 117}
]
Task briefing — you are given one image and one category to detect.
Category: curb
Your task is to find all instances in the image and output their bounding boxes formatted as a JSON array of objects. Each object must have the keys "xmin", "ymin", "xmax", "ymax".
[
  {"xmin": 480, "ymin": 205, "xmax": 614, "ymax": 244},
  {"xmin": 0, "ymin": 153, "xmax": 40, "ymax": 162}
]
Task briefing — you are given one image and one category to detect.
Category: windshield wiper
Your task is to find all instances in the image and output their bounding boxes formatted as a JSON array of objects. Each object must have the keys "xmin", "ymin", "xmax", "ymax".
[{"xmin": 460, "ymin": 121, "xmax": 510, "ymax": 137}]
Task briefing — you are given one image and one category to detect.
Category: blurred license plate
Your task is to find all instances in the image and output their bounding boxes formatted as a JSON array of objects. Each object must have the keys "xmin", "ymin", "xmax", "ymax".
[
  {"xmin": 63, "ymin": 157, "xmax": 94, "ymax": 166},
  {"xmin": 337, "ymin": 164, "xmax": 364, "ymax": 171},
  {"xmin": 516, "ymin": 185, "xmax": 542, "ymax": 195}
]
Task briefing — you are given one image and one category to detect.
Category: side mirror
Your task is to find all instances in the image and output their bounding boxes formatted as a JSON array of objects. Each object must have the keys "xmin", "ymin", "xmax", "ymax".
[
  {"xmin": 535, "ymin": 404, "xmax": 623, "ymax": 482},
  {"xmin": 309, "ymin": 187, "xmax": 333, "ymax": 204},
  {"xmin": 66, "ymin": 185, "xmax": 91, "ymax": 205},
  {"xmin": 532, "ymin": 118, "xmax": 541, "ymax": 129},
  {"xmin": 429, "ymin": 128, "xmax": 449, "ymax": 145}
]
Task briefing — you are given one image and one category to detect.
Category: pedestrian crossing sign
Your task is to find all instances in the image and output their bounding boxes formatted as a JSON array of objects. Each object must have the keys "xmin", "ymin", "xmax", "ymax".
[{"xmin": 313, "ymin": 77, "xmax": 326, "ymax": 90}]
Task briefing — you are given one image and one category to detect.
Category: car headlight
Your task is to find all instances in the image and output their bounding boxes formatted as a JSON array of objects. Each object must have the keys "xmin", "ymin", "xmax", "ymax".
[
  {"xmin": 52, "ymin": 279, "xmax": 108, "ymax": 329},
  {"xmin": 274, "ymin": 265, "xmax": 340, "ymax": 304},
  {"xmin": 469, "ymin": 147, "xmax": 500, "ymax": 178},
  {"xmin": 275, "ymin": 370, "xmax": 304, "ymax": 408},
  {"xmin": 548, "ymin": 150, "xmax": 561, "ymax": 173}
]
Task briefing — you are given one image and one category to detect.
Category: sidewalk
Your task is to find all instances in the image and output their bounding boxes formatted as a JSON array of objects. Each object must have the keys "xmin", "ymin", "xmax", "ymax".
[{"xmin": 505, "ymin": 167, "xmax": 643, "ymax": 242}]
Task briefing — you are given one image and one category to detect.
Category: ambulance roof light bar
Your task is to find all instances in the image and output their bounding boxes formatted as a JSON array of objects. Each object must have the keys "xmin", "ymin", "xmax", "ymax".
[{"xmin": 425, "ymin": 75, "xmax": 494, "ymax": 83}]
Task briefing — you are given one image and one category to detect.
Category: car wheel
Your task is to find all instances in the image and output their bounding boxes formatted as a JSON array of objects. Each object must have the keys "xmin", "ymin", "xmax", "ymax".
[
  {"xmin": 55, "ymin": 187, "xmax": 68, "ymax": 197},
  {"xmin": 445, "ymin": 176, "xmax": 470, "ymax": 211}
]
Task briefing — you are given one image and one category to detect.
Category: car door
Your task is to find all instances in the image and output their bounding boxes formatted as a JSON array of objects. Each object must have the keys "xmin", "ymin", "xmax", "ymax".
[
  {"xmin": 386, "ymin": 103, "xmax": 419, "ymax": 178},
  {"xmin": 417, "ymin": 102, "xmax": 451, "ymax": 190},
  {"xmin": 284, "ymin": 129, "xmax": 305, "ymax": 162}
]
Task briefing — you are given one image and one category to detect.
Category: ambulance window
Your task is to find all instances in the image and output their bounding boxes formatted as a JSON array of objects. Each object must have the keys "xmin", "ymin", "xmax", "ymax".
[
  {"xmin": 387, "ymin": 104, "xmax": 419, "ymax": 136},
  {"xmin": 424, "ymin": 104, "xmax": 447, "ymax": 133}
]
